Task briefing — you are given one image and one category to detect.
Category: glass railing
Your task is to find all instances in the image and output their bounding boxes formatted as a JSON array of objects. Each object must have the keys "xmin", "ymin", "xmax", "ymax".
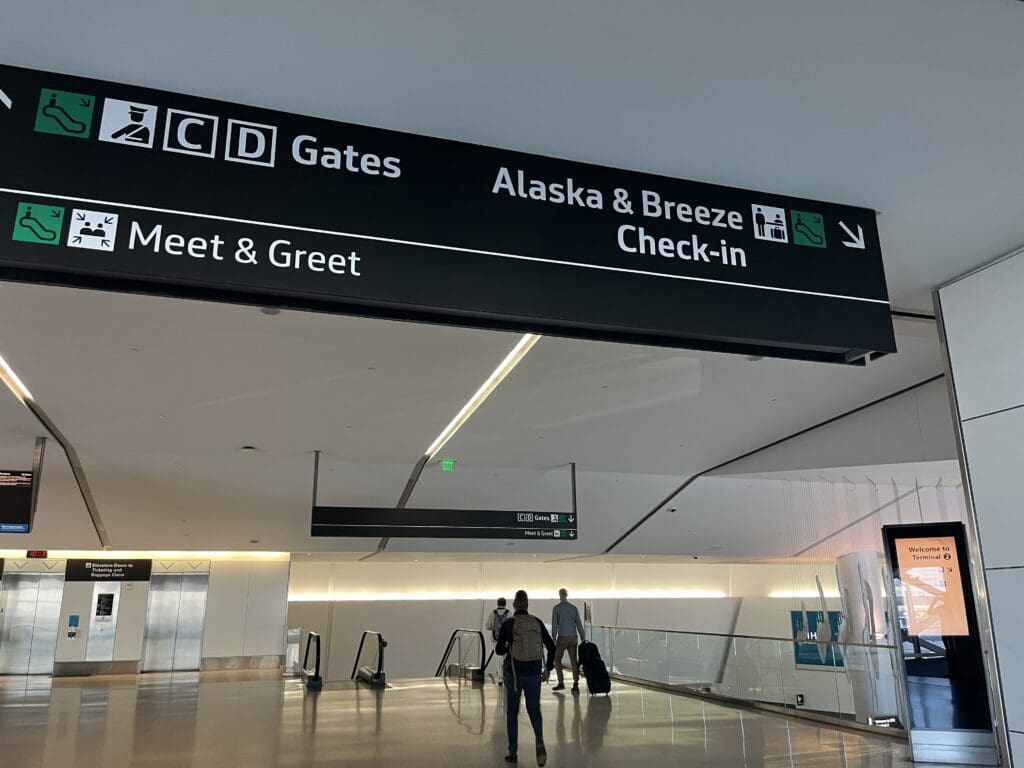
[{"xmin": 591, "ymin": 625, "xmax": 905, "ymax": 732}]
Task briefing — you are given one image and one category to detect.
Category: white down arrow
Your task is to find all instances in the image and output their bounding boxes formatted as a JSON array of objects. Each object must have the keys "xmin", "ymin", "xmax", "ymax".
[{"xmin": 839, "ymin": 221, "xmax": 865, "ymax": 250}]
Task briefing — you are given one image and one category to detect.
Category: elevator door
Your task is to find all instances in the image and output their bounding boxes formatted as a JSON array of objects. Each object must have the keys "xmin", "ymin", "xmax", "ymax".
[
  {"xmin": 0, "ymin": 573, "xmax": 64, "ymax": 675},
  {"xmin": 141, "ymin": 574, "xmax": 209, "ymax": 672}
]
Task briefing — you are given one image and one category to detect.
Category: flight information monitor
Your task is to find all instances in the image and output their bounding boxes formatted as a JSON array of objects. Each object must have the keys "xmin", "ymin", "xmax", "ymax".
[{"xmin": 0, "ymin": 470, "xmax": 34, "ymax": 533}]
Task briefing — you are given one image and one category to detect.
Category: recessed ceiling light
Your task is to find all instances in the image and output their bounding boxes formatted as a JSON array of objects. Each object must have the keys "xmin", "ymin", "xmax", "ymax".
[
  {"xmin": 745, "ymin": 355, "xmax": 764, "ymax": 362},
  {"xmin": 240, "ymin": 445, "xmax": 258, "ymax": 452},
  {"xmin": 260, "ymin": 307, "xmax": 281, "ymax": 316},
  {"xmin": 250, "ymin": 538, "xmax": 261, "ymax": 544}
]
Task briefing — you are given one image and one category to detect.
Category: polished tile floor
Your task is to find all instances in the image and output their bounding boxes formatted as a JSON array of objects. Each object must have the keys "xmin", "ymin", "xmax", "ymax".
[{"xmin": 0, "ymin": 672, "xmax": 920, "ymax": 767}]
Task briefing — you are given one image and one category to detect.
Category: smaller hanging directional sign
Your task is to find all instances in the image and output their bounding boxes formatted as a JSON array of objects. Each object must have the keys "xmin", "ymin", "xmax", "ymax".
[{"xmin": 311, "ymin": 506, "xmax": 579, "ymax": 540}]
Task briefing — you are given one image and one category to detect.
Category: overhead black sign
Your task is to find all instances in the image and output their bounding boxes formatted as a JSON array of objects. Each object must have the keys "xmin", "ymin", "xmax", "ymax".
[
  {"xmin": 0, "ymin": 470, "xmax": 33, "ymax": 534},
  {"xmin": 312, "ymin": 506, "xmax": 578, "ymax": 540},
  {"xmin": 65, "ymin": 558, "xmax": 152, "ymax": 581},
  {"xmin": 0, "ymin": 64, "xmax": 894, "ymax": 363}
]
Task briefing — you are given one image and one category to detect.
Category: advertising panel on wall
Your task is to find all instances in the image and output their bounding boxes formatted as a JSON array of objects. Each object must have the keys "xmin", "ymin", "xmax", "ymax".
[
  {"xmin": 790, "ymin": 610, "xmax": 844, "ymax": 669},
  {"xmin": 0, "ymin": 64, "xmax": 894, "ymax": 363}
]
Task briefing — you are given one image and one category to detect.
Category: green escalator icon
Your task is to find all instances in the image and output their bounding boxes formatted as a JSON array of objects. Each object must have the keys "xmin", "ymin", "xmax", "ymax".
[
  {"xmin": 791, "ymin": 210, "xmax": 827, "ymax": 249},
  {"xmin": 12, "ymin": 202, "xmax": 66, "ymax": 246},
  {"xmin": 34, "ymin": 89, "xmax": 96, "ymax": 139}
]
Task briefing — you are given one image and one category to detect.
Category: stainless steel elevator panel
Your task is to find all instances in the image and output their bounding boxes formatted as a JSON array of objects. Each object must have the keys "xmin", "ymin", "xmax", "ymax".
[
  {"xmin": 142, "ymin": 574, "xmax": 208, "ymax": 672},
  {"xmin": 0, "ymin": 573, "xmax": 64, "ymax": 675},
  {"xmin": 172, "ymin": 574, "xmax": 207, "ymax": 670}
]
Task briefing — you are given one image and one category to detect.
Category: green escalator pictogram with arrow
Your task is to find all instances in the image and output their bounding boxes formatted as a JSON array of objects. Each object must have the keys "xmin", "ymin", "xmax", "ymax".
[
  {"xmin": 12, "ymin": 202, "xmax": 66, "ymax": 245},
  {"xmin": 34, "ymin": 88, "xmax": 95, "ymax": 139}
]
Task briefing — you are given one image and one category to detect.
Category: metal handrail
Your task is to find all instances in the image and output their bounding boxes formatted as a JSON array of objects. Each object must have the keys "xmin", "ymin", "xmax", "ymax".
[
  {"xmin": 593, "ymin": 624, "xmax": 897, "ymax": 650},
  {"xmin": 435, "ymin": 628, "xmax": 486, "ymax": 678},
  {"xmin": 302, "ymin": 632, "xmax": 323, "ymax": 691},
  {"xmin": 351, "ymin": 630, "xmax": 388, "ymax": 687}
]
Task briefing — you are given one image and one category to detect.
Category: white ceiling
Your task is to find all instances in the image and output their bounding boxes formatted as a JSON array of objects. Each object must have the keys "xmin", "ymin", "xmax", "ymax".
[
  {"xmin": 0, "ymin": 281, "xmax": 944, "ymax": 554},
  {"xmin": 0, "ymin": 0, "xmax": 1007, "ymax": 556},
  {"xmin": 4, "ymin": 1, "xmax": 1024, "ymax": 312}
]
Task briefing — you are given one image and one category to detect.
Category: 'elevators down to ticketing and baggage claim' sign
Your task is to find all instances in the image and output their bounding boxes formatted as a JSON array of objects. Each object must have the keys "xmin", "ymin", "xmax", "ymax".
[{"xmin": 0, "ymin": 64, "xmax": 894, "ymax": 363}]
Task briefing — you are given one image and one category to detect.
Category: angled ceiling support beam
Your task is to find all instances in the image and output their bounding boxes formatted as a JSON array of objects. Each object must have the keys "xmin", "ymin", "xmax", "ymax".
[
  {"xmin": 599, "ymin": 372, "xmax": 946, "ymax": 556},
  {"xmin": 360, "ymin": 333, "xmax": 540, "ymax": 561},
  {"xmin": 0, "ymin": 349, "xmax": 110, "ymax": 548}
]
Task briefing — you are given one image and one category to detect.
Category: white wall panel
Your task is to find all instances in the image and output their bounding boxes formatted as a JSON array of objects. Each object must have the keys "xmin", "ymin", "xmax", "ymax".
[
  {"xmin": 113, "ymin": 582, "xmax": 149, "ymax": 661},
  {"xmin": 941, "ymin": 252, "xmax": 1024, "ymax": 420},
  {"xmin": 984, "ymin": 568, "xmax": 1024, "ymax": 732},
  {"xmin": 202, "ymin": 561, "xmax": 250, "ymax": 658},
  {"xmin": 616, "ymin": 597, "xmax": 740, "ymax": 634},
  {"xmin": 243, "ymin": 561, "xmax": 290, "ymax": 656},
  {"xmin": 331, "ymin": 561, "xmax": 482, "ymax": 597},
  {"xmin": 287, "ymin": 562, "xmax": 333, "ymax": 599},
  {"xmin": 327, "ymin": 599, "xmax": 484, "ymax": 681},
  {"xmin": 55, "ymin": 582, "xmax": 93, "ymax": 663},
  {"xmin": 962, "ymin": 408, "xmax": 1024, "ymax": 570},
  {"xmin": 479, "ymin": 562, "xmax": 613, "ymax": 598}
]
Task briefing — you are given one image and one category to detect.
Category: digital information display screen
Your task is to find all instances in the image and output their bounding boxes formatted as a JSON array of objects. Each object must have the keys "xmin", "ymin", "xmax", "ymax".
[
  {"xmin": 0, "ymin": 470, "xmax": 34, "ymax": 533},
  {"xmin": 894, "ymin": 535, "xmax": 970, "ymax": 637}
]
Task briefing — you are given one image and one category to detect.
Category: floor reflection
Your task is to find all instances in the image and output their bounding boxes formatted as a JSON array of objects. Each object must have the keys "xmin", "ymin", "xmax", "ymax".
[{"xmin": 0, "ymin": 672, "xmax": 919, "ymax": 767}]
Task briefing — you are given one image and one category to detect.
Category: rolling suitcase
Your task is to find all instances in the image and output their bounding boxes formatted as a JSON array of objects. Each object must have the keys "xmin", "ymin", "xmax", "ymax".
[{"xmin": 578, "ymin": 641, "xmax": 611, "ymax": 695}]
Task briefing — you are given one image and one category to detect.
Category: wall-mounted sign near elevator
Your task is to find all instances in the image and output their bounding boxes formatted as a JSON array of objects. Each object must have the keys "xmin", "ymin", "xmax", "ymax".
[
  {"xmin": 65, "ymin": 559, "xmax": 152, "ymax": 581},
  {"xmin": 0, "ymin": 65, "xmax": 894, "ymax": 363},
  {"xmin": 311, "ymin": 506, "xmax": 578, "ymax": 540}
]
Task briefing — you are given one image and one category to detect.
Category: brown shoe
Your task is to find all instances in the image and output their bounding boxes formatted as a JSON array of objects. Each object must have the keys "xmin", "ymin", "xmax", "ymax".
[{"xmin": 536, "ymin": 744, "xmax": 547, "ymax": 766}]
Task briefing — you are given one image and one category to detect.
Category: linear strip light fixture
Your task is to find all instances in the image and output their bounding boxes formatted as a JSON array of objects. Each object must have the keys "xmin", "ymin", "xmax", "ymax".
[
  {"xmin": 0, "ymin": 351, "xmax": 33, "ymax": 403},
  {"xmin": 289, "ymin": 589, "xmax": 729, "ymax": 602},
  {"xmin": 0, "ymin": 549, "xmax": 291, "ymax": 561},
  {"xmin": 424, "ymin": 333, "xmax": 541, "ymax": 460}
]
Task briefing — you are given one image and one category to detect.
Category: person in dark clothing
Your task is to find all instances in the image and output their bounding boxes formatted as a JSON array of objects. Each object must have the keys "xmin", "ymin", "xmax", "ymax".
[{"xmin": 494, "ymin": 589, "xmax": 556, "ymax": 766}]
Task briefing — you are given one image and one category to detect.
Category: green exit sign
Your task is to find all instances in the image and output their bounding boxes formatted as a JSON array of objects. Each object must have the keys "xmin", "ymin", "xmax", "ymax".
[{"xmin": 441, "ymin": 459, "xmax": 456, "ymax": 472}]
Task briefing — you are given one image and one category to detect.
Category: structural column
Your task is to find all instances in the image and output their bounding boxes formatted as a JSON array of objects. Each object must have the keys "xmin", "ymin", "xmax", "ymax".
[{"xmin": 936, "ymin": 246, "xmax": 1024, "ymax": 767}]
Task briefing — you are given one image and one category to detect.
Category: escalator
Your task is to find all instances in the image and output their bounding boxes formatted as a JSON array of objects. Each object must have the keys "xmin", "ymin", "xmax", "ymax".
[
  {"xmin": 351, "ymin": 630, "xmax": 388, "ymax": 688},
  {"xmin": 435, "ymin": 628, "xmax": 491, "ymax": 683}
]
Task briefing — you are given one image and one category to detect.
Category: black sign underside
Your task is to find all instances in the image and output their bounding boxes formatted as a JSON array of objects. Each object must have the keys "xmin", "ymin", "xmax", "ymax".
[
  {"xmin": 311, "ymin": 506, "xmax": 578, "ymax": 540},
  {"xmin": 0, "ymin": 64, "xmax": 894, "ymax": 363}
]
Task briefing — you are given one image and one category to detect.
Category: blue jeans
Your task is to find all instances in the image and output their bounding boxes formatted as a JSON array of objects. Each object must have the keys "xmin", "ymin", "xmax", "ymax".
[{"xmin": 505, "ymin": 672, "xmax": 543, "ymax": 755}]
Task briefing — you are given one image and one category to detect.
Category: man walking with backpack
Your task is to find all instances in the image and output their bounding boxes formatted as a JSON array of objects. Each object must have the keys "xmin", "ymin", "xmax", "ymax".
[
  {"xmin": 485, "ymin": 597, "xmax": 511, "ymax": 685},
  {"xmin": 495, "ymin": 590, "xmax": 556, "ymax": 765}
]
